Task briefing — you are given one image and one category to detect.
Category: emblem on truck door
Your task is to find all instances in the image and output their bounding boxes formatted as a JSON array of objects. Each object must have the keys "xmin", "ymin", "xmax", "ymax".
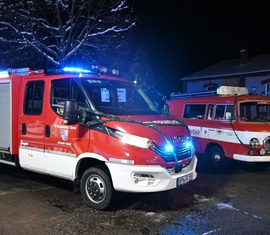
[{"xmin": 61, "ymin": 129, "xmax": 68, "ymax": 141}]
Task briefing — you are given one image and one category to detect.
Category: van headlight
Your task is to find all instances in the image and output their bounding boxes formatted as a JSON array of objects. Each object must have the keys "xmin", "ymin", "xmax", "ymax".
[
  {"xmin": 250, "ymin": 138, "xmax": 259, "ymax": 149},
  {"xmin": 115, "ymin": 131, "xmax": 152, "ymax": 149}
]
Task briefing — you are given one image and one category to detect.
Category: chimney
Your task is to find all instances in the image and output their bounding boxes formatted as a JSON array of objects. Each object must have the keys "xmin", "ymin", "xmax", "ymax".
[{"xmin": 240, "ymin": 49, "xmax": 248, "ymax": 64}]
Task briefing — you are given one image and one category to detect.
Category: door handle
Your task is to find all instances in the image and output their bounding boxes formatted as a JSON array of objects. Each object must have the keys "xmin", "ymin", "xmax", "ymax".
[
  {"xmin": 45, "ymin": 125, "xmax": 50, "ymax": 137},
  {"xmin": 22, "ymin": 123, "xmax": 27, "ymax": 135},
  {"xmin": 209, "ymin": 129, "xmax": 214, "ymax": 131}
]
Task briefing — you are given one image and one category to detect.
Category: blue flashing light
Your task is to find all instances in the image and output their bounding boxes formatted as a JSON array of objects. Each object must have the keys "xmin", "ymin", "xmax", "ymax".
[
  {"xmin": 185, "ymin": 141, "xmax": 192, "ymax": 148},
  {"xmin": 63, "ymin": 67, "xmax": 91, "ymax": 73},
  {"xmin": 164, "ymin": 143, "xmax": 174, "ymax": 153},
  {"xmin": 0, "ymin": 70, "xmax": 9, "ymax": 78}
]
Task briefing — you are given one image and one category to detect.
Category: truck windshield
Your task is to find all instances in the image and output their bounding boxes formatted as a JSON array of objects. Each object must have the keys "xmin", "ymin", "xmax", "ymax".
[
  {"xmin": 239, "ymin": 101, "xmax": 270, "ymax": 122},
  {"xmin": 81, "ymin": 78, "xmax": 159, "ymax": 115}
]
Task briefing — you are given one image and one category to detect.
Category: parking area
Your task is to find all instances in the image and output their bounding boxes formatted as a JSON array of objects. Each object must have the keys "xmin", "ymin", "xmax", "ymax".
[{"xmin": 0, "ymin": 161, "xmax": 270, "ymax": 234}]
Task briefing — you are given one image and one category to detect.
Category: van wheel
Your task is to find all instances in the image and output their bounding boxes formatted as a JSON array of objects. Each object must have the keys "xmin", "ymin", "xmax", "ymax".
[
  {"xmin": 80, "ymin": 167, "xmax": 113, "ymax": 210},
  {"xmin": 208, "ymin": 146, "xmax": 226, "ymax": 168}
]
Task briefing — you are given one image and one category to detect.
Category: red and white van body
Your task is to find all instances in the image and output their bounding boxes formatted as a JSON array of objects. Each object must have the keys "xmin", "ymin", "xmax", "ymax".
[
  {"xmin": 166, "ymin": 86, "xmax": 270, "ymax": 166},
  {"xmin": 0, "ymin": 68, "xmax": 197, "ymax": 210}
]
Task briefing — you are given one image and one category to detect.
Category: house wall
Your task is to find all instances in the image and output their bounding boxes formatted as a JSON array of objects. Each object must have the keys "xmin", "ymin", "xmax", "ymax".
[
  {"xmin": 184, "ymin": 74, "xmax": 270, "ymax": 95},
  {"xmin": 185, "ymin": 77, "xmax": 239, "ymax": 93},
  {"xmin": 245, "ymin": 75, "xmax": 270, "ymax": 95}
]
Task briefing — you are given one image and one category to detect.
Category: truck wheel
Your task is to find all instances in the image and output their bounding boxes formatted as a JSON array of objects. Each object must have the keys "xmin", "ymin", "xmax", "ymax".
[
  {"xmin": 208, "ymin": 146, "xmax": 226, "ymax": 168},
  {"xmin": 80, "ymin": 167, "xmax": 113, "ymax": 210}
]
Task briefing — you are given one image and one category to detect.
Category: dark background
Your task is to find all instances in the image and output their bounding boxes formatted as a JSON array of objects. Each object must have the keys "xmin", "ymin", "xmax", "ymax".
[{"xmin": 133, "ymin": 1, "xmax": 270, "ymax": 94}]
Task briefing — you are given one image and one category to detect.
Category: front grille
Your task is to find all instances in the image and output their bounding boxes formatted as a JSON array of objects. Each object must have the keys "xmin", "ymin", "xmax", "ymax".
[
  {"xmin": 150, "ymin": 142, "xmax": 191, "ymax": 162},
  {"xmin": 263, "ymin": 136, "xmax": 270, "ymax": 152},
  {"xmin": 174, "ymin": 144, "xmax": 191, "ymax": 161}
]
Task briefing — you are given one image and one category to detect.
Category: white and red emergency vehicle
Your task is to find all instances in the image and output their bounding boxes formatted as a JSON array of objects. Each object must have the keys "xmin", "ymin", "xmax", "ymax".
[
  {"xmin": 165, "ymin": 86, "xmax": 270, "ymax": 168},
  {"xmin": 0, "ymin": 67, "xmax": 197, "ymax": 210}
]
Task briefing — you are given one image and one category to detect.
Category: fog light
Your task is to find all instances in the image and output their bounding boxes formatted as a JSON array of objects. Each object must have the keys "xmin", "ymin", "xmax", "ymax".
[
  {"xmin": 250, "ymin": 138, "xmax": 259, "ymax": 149},
  {"xmin": 132, "ymin": 173, "xmax": 159, "ymax": 186},
  {"xmin": 260, "ymin": 148, "xmax": 266, "ymax": 155}
]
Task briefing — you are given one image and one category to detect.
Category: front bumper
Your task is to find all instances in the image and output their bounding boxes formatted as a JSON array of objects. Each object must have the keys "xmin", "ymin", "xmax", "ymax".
[
  {"xmin": 234, "ymin": 154, "xmax": 270, "ymax": 162},
  {"xmin": 107, "ymin": 155, "xmax": 197, "ymax": 193}
]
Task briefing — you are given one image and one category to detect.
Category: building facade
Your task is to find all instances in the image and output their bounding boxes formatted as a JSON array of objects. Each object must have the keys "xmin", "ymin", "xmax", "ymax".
[{"xmin": 180, "ymin": 50, "xmax": 270, "ymax": 96}]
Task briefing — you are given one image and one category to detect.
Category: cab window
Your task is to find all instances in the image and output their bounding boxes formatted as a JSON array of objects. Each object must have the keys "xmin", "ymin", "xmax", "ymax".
[
  {"xmin": 51, "ymin": 78, "xmax": 89, "ymax": 116},
  {"xmin": 23, "ymin": 80, "xmax": 44, "ymax": 115},
  {"xmin": 214, "ymin": 104, "xmax": 234, "ymax": 120}
]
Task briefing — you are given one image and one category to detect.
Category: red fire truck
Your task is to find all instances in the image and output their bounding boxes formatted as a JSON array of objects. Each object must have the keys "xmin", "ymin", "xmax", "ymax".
[
  {"xmin": 165, "ymin": 86, "xmax": 270, "ymax": 168},
  {"xmin": 0, "ymin": 67, "xmax": 197, "ymax": 210}
]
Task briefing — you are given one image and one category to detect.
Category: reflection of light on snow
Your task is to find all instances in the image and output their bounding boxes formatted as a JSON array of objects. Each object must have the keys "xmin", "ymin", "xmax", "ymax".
[
  {"xmin": 217, "ymin": 202, "xmax": 263, "ymax": 220},
  {"xmin": 145, "ymin": 212, "xmax": 165, "ymax": 222},
  {"xmin": 202, "ymin": 228, "xmax": 222, "ymax": 235},
  {"xmin": 193, "ymin": 194, "xmax": 211, "ymax": 203},
  {"xmin": 145, "ymin": 212, "xmax": 155, "ymax": 216},
  {"xmin": 217, "ymin": 202, "xmax": 239, "ymax": 211}
]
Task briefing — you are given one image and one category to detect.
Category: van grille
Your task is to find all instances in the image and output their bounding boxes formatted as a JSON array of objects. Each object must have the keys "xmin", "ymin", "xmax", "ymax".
[{"xmin": 150, "ymin": 142, "xmax": 191, "ymax": 162}]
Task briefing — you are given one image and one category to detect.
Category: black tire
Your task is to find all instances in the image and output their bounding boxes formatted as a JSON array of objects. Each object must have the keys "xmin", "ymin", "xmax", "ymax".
[
  {"xmin": 80, "ymin": 167, "xmax": 113, "ymax": 210},
  {"xmin": 208, "ymin": 146, "xmax": 227, "ymax": 168}
]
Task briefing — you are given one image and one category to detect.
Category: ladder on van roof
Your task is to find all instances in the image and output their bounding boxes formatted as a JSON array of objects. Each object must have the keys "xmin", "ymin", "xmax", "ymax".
[
  {"xmin": 170, "ymin": 90, "xmax": 217, "ymax": 99},
  {"xmin": 170, "ymin": 86, "xmax": 248, "ymax": 99}
]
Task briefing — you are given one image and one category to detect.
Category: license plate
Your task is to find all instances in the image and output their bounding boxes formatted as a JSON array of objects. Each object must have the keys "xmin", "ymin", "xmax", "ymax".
[{"xmin": 177, "ymin": 173, "xmax": 192, "ymax": 186}]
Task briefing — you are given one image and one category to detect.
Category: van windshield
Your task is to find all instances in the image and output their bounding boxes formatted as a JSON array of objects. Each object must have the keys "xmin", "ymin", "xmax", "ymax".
[
  {"xmin": 81, "ymin": 78, "xmax": 159, "ymax": 115},
  {"xmin": 239, "ymin": 101, "xmax": 270, "ymax": 122}
]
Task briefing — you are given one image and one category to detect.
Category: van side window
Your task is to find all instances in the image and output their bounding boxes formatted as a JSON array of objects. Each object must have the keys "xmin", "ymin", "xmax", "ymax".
[
  {"xmin": 183, "ymin": 104, "xmax": 206, "ymax": 119},
  {"xmin": 215, "ymin": 104, "xmax": 234, "ymax": 120},
  {"xmin": 206, "ymin": 104, "xmax": 214, "ymax": 120},
  {"xmin": 51, "ymin": 78, "xmax": 89, "ymax": 116},
  {"xmin": 23, "ymin": 80, "xmax": 44, "ymax": 115}
]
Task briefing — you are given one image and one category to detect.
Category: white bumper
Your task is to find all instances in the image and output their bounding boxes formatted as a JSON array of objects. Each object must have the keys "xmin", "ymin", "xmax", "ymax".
[
  {"xmin": 107, "ymin": 156, "xmax": 197, "ymax": 193},
  {"xmin": 234, "ymin": 154, "xmax": 270, "ymax": 162}
]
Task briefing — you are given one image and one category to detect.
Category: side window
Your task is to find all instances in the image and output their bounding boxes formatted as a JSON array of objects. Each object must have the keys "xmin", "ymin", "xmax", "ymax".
[
  {"xmin": 206, "ymin": 104, "xmax": 214, "ymax": 120},
  {"xmin": 23, "ymin": 80, "xmax": 44, "ymax": 115},
  {"xmin": 215, "ymin": 104, "xmax": 234, "ymax": 120},
  {"xmin": 51, "ymin": 78, "xmax": 88, "ymax": 116},
  {"xmin": 183, "ymin": 104, "xmax": 206, "ymax": 119}
]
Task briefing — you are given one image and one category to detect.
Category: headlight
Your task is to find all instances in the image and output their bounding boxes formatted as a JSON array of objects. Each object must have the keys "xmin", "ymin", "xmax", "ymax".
[
  {"xmin": 250, "ymin": 138, "xmax": 259, "ymax": 149},
  {"xmin": 115, "ymin": 131, "xmax": 152, "ymax": 149}
]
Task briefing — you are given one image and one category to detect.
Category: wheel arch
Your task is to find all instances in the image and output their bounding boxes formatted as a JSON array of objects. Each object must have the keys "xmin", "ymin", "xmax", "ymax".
[
  {"xmin": 205, "ymin": 142, "xmax": 225, "ymax": 156},
  {"xmin": 74, "ymin": 153, "xmax": 112, "ymax": 182}
]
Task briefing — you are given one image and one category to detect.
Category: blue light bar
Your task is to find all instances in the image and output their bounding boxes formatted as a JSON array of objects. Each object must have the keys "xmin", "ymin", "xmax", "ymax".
[
  {"xmin": 0, "ymin": 70, "xmax": 9, "ymax": 78},
  {"xmin": 63, "ymin": 67, "xmax": 91, "ymax": 73}
]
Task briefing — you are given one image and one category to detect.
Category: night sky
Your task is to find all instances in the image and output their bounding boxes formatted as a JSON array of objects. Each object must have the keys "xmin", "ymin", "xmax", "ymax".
[{"xmin": 133, "ymin": 1, "xmax": 270, "ymax": 94}]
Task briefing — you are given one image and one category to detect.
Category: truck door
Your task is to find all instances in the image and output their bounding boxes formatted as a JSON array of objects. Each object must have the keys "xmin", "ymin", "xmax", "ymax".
[
  {"xmin": 43, "ymin": 78, "xmax": 90, "ymax": 179},
  {"xmin": 19, "ymin": 80, "xmax": 46, "ymax": 172}
]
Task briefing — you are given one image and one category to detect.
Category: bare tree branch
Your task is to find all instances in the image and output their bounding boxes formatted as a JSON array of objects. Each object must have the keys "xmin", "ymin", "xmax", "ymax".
[{"xmin": 0, "ymin": 0, "xmax": 136, "ymax": 67}]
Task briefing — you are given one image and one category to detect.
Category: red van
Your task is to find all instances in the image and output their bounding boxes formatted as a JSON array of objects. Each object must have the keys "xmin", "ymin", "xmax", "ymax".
[{"xmin": 165, "ymin": 86, "xmax": 270, "ymax": 168}]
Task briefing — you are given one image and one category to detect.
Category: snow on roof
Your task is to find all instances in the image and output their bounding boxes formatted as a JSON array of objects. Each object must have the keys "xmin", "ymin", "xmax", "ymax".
[{"xmin": 181, "ymin": 53, "xmax": 270, "ymax": 81}]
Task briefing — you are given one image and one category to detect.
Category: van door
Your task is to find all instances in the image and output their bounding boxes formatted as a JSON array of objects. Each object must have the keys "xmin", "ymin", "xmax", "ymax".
[
  {"xmin": 19, "ymin": 80, "xmax": 46, "ymax": 172},
  {"xmin": 209, "ymin": 104, "xmax": 236, "ymax": 158}
]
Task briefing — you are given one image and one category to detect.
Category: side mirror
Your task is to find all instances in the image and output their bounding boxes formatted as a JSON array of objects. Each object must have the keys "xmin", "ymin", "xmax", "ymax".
[{"xmin": 63, "ymin": 100, "xmax": 80, "ymax": 125}]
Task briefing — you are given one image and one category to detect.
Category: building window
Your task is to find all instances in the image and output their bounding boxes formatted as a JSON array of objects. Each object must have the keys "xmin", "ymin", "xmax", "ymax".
[{"xmin": 265, "ymin": 83, "xmax": 270, "ymax": 96}]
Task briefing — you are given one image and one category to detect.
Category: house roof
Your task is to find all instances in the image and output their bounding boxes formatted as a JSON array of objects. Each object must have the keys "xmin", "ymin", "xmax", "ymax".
[{"xmin": 181, "ymin": 53, "xmax": 270, "ymax": 81}]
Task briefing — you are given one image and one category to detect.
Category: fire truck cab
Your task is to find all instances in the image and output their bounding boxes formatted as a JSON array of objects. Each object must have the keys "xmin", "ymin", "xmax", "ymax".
[
  {"xmin": 165, "ymin": 86, "xmax": 270, "ymax": 168},
  {"xmin": 0, "ymin": 67, "xmax": 197, "ymax": 210}
]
